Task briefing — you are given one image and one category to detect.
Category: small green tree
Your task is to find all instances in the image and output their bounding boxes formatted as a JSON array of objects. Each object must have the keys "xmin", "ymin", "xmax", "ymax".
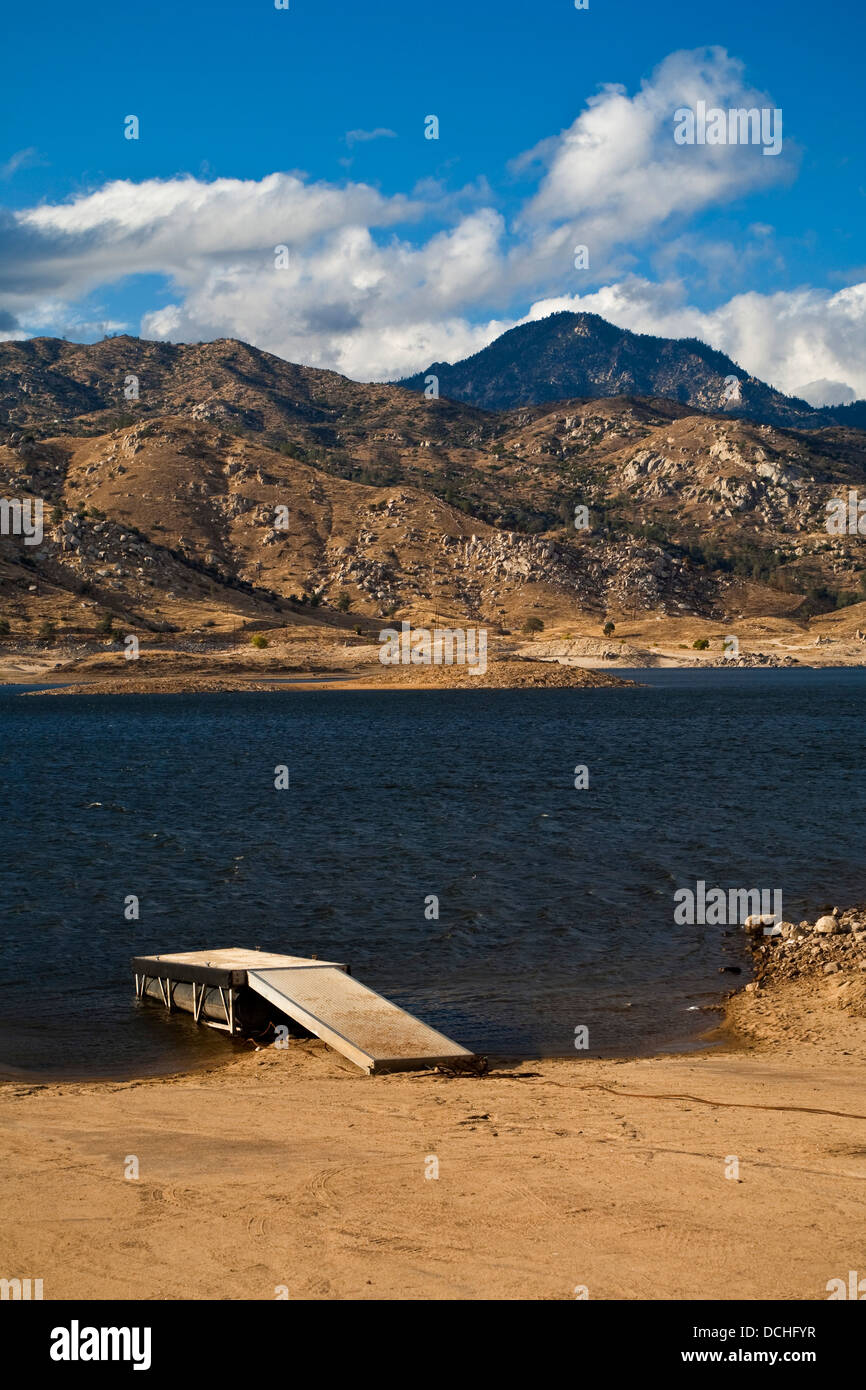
[
  {"xmin": 38, "ymin": 620, "xmax": 57, "ymax": 642},
  {"xmin": 250, "ymin": 634, "xmax": 269, "ymax": 649},
  {"xmin": 336, "ymin": 591, "xmax": 351, "ymax": 613},
  {"xmin": 602, "ymin": 620, "xmax": 615, "ymax": 637},
  {"xmin": 523, "ymin": 616, "xmax": 544, "ymax": 634},
  {"xmin": 693, "ymin": 637, "xmax": 709, "ymax": 651},
  {"xmin": 0, "ymin": 618, "xmax": 10, "ymax": 636},
  {"xmin": 96, "ymin": 614, "xmax": 114, "ymax": 635}
]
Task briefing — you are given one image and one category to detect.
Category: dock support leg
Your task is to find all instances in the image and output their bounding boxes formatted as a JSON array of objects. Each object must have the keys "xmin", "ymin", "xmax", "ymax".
[{"xmin": 216, "ymin": 986, "xmax": 235, "ymax": 1034}]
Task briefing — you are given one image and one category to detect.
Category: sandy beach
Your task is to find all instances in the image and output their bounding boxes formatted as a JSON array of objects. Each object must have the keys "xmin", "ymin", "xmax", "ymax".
[{"xmin": 2, "ymin": 965, "xmax": 865, "ymax": 1302}]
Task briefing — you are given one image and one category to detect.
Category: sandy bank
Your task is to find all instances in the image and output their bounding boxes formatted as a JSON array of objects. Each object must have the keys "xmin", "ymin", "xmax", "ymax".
[
  {"xmin": 2, "ymin": 966, "xmax": 865, "ymax": 1301},
  {"xmin": 12, "ymin": 658, "xmax": 634, "ymax": 696}
]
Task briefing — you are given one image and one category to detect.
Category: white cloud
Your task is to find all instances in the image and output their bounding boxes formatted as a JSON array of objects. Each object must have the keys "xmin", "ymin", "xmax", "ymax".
[
  {"xmin": 794, "ymin": 379, "xmax": 857, "ymax": 407},
  {"xmin": 140, "ymin": 210, "xmax": 511, "ymax": 379},
  {"xmin": 0, "ymin": 147, "xmax": 44, "ymax": 180},
  {"xmin": 507, "ymin": 46, "xmax": 795, "ymax": 295},
  {"xmin": 344, "ymin": 128, "xmax": 398, "ymax": 147},
  {"xmin": 20, "ymin": 172, "xmax": 420, "ymax": 272}
]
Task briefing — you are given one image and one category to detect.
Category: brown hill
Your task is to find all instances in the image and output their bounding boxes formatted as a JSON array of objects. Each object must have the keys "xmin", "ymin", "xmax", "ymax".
[{"xmin": 1, "ymin": 337, "xmax": 865, "ymax": 660}]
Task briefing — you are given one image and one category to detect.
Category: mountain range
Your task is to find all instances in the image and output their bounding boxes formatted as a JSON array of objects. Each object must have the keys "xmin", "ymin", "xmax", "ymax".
[{"xmin": 0, "ymin": 319, "xmax": 864, "ymax": 653}]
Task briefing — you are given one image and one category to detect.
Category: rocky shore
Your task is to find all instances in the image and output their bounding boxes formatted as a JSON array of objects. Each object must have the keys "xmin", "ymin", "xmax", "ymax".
[
  {"xmin": 712, "ymin": 653, "xmax": 801, "ymax": 668},
  {"xmin": 743, "ymin": 904, "xmax": 866, "ymax": 998}
]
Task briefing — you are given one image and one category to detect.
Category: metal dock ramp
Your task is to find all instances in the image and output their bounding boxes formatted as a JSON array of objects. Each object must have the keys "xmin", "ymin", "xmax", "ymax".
[{"xmin": 132, "ymin": 948, "xmax": 475, "ymax": 1074}]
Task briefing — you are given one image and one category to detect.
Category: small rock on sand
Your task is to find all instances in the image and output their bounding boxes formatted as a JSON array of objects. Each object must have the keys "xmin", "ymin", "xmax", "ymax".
[{"xmin": 814, "ymin": 915, "xmax": 842, "ymax": 935}]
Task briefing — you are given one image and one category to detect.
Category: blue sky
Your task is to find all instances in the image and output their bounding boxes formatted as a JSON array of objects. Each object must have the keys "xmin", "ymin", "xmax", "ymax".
[{"xmin": 1, "ymin": 0, "xmax": 865, "ymax": 398}]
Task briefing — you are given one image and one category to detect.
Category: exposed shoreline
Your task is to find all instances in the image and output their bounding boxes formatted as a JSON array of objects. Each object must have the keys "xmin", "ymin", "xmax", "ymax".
[
  {"xmin": 4, "ymin": 655, "xmax": 866, "ymax": 698},
  {"xmin": 3, "ymin": 623, "xmax": 866, "ymax": 698},
  {"xmin": 2, "ymin": 657, "xmax": 636, "ymax": 696},
  {"xmin": 2, "ymin": 925, "xmax": 865, "ymax": 1300}
]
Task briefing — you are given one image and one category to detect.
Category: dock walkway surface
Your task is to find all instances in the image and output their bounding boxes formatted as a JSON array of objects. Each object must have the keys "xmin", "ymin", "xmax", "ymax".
[{"xmin": 132, "ymin": 947, "xmax": 474, "ymax": 1074}]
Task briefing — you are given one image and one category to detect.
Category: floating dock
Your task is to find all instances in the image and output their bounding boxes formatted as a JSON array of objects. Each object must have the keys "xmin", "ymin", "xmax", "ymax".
[{"xmin": 132, "ymin": 947, "xmax": 475, "ymax": 1075}]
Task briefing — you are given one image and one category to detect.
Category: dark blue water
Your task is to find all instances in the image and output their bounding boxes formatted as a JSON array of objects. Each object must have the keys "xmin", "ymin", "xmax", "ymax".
[{"xmin": 1, "ymin": 669, "xmax": 864, "ymax": 1078}]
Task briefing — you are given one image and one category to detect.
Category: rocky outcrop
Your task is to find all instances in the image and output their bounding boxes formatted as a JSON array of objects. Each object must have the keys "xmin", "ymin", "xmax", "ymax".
[
  {"xmin": 711, "ymin": 652, "xmax": 800, "ymax": 667},
  {"xmin": 743, "ymin": 905, "xmax": 866, "ymax": 989}
]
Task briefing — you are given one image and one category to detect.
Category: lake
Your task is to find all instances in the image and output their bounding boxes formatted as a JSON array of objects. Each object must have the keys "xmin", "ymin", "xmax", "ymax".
[{"xmin": 1, "ymin": 668, "xmax": 864, "ymax": 1077}]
